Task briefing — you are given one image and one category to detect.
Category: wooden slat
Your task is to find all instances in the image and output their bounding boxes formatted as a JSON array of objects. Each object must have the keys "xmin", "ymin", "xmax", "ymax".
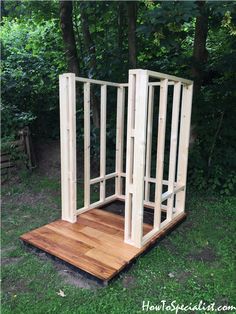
[
  {"xmin": 1, "ymin": 145, "xmax": 24, "ymax": 156},
  {"xmin": 100, "ymin": 85, "xmax": 107, "ymax": 202},
  {"xmin": 167, "ymin": 82, "xmax": 181, "ymax": 220},
  {"xmin": 90, "ymin": 172, "xmax": 117, "ymax": 185},
  {"xmin": 68, "ymin": 74, "xmax": 77, "ymax": 222},
  {"xmin": 36, "ymin": 226, "xmax": 92, "ymax": 254},
  {"xmin": 85, "ymin": 247, "xmax": 124, "ymax": 269},
  {"xmin": 1, "ymin": 161, "xmax": 15, "ymax": 169},
  {"xmin": 145, "ymin": 85, "xmax": 154, "ymax": 202},
  {"xmin": 76, "ymin": 195, "xmax": 117, "ymax": 215},
  {"xmin": 142, "ymin": 212, "xmax": 186, "ymax": 246},
  {"xmin": 59, "ymin": 74, "xmax": 69, "ymax": 221},
  {"xmin": 80, "ymin": 210, "xmax": 151, "ymax": 237},
  {"xmin": 146, "ymin": 70, "xmax": 193, "ymax": 85},
  {"xmin": 79, "ymin": 226, "xmax": 139, "ymax": 254},
  {"xmin": 124, "ymin": 72, "xmax": 136, "ymax": 242},
  {"xmin": 82, "ymin": 210, "xmax": 124, "ymax": 231},
  {"xmin": 53, "ymin": 216, "xmax": 120, "ymax": 236},
  {"xmin": 79, "ymin": 216, "xmax": 121, "ymax": 236},
  {"xmin": 22, "ymin": 231, "xmax": 116, "ymax": 280},
  {"xmin": 59, "ymin": 73, "xmax": 77, "ymax": 223},
  {"xmin": 56, "ymin": 215, "xmax": 139, "ymax": 261},
  {"xmin": 175, "ymin": 84, "xmax": 193, "ymax": 215},
  {"xmin": 1, "ymin": 154, "xmax": 11, "ymax": 162},
  {"xmin": 154, "ymin": 79, "xmax": 168, "ymax": 229},
  {"xmin": 20, "ymin": 205, "xmax": 186, "ymax": 281},
  {"xmin": 131, "ymin": 70, "xmax": 149, "ymax": 248},
  {"xmin": 84, "ymin": 82, "xmax": 91, "ymax": 208},
  {"xmin": 120, "ymin": 172, "xmax": 171, "ymax": 186},
  {"xmin": 115, "ymin": 86, "xmax": 125, "ymax": 196},
  {"xmin": 119, "ymin": 82, "xmax": 175, "ymax": 88},
  {"xmin": 75, "ymin": 76, "xmax": 120, "ymax": 87}
]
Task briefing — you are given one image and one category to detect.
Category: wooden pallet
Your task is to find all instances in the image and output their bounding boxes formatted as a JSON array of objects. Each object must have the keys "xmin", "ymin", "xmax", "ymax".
[
  {"xmin": 20, "ymin": 208, "xmax": 186, "ymax": 282},
  {"xmin": 1, "ymin": 127, "xmax": 37, "ymax": 182}
]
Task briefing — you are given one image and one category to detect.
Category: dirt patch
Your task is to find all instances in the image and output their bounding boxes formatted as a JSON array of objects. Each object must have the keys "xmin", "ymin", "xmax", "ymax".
[
  {"xmin": 35, "ymin": 140, "xmax": 84, "ymax": 180},
  {"xmin": 161, "ymin": 238, "xmax": 178, "ymax": 253},
  {"xmin": 175, "ymin": 271, "xmax": 192, "ymax": 283},
  {"xmin": 35, "ymin": 141, "xmax": 61, "ymax": 179},
  {"xmin": 2, "ymin": 278, "xmax": 30, "ymax": 294},
  {"xmin": 1, "ymin": 256, "xmax": 23, "ymax": 266},
  {"xmin": 1, "ymin": 190, "xmax": 57, "ymax": 210},
  {"xmin": 54, "ymin": 263, "xmax": 101, "ymax": 290},
  {"xmin": 215, "ymin": 297, "xmax": 230, "ymax": 308},
  {"xmin": 182, "ymin": 220, "xmax": 194, "ymax": 230},
  {"xmin": 101, "ymin": 200, "xmax": 166, "ymax": 225},
  {"xmin": 188, "ymin": 247, "xmax": 217, "ymax": 262},
  {"xmin": 122, "ymin": 275, "xmax": 137, "ymax": 289},
  {"xmin": 35, "ymin": 252, "xmax": 100, "ymax": 290},
  {"xmin": 1, "ymin": 245, "xmax": 17, "ymax": 255}
]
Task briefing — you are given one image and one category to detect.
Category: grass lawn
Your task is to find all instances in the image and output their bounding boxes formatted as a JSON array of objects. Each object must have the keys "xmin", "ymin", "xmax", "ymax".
[{"xmin": 1, "ymin": 171, "xmax": 236, "ymax": 314}]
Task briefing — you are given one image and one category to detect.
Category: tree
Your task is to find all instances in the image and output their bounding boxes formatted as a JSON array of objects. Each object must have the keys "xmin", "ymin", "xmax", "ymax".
[
  {"xmin": 192, "ymin": 1, "xmax": 209, "ymax": 99},
  {"xmin": 118, "ymin": 1, "xmax": 125, "ymax": 54},
  {"xmin": 79, "ymin": 2, "xmax": 100, "ymax": 128},
  {"xmin": 127, "ymin": 1, "xmax": 137, "ymax": 68},
  {"xmin": 59, "ymin": 1, "xmax": 79, "ymax": 75}
]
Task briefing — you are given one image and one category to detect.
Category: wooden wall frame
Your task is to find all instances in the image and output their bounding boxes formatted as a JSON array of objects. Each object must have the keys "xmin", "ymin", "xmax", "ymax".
[{"xmin": 59, "ymin": 70, "xmax": 193, "ymax": 248}]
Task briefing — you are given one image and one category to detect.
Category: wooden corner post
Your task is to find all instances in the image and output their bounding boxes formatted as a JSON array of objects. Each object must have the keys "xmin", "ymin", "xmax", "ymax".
[
  {"xmin": 175, "ymin": 83, "xmax": 193, "ymax": 215},
  {"xmin": 125, "ymin": 69, "xmax": 149, "ymax": 248},
  {"xmin": 59, "ymin": 73, "xmax": 77, "ymax": 223}
]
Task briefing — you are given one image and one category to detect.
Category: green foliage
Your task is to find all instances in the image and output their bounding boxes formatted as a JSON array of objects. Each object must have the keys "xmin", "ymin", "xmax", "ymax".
[
  {"xmin": 1, "ymin": 16, "xmax": 66, "ymax": 138},
  {"xmin": 1, "ymin": 1, "xmax": 235, "ymax": 194}
]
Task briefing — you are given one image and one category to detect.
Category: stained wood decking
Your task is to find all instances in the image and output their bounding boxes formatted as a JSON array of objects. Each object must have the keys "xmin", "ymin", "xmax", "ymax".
[{"xmin": 20, "ymin": 208, "xmax": 186, "ymax": 281}]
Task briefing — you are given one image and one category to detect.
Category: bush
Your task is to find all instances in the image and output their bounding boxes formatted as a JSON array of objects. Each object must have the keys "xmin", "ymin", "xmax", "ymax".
[{"xmin": 1, "ymin": 17, "xmax": 66, "ymax": 138}]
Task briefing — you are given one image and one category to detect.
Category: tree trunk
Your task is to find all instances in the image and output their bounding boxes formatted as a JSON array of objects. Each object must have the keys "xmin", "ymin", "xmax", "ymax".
[
  {"xmin": 192, "ymin": 1, "xmax": 209, "ymax": 98},
  {"xmin": 127, "ymin": 1, "xmax": 137, "ymax": 69},
  {"xmin": 80, "ymin": 2, "xmax": 96, "ymax": 76},
  {"xmin": 59, "ymin": 1, "xmax": 79, "ymax": 75},
  {"xmin": 118, "ymin": 2, "xmax": 125, "ymax": 51},
  {"xmin": 1, "ymin": 0, "xmax": 7, "ymax": 18},
  {"xmin": 80, "ymin": 3, "xmax": 100, "ymax": 128}
]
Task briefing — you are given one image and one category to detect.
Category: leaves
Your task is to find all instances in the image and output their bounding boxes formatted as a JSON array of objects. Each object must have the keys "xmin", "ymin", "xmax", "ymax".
[{"xmin": 1, "ymin": 1, "xmax": 235, "ymax": 194}]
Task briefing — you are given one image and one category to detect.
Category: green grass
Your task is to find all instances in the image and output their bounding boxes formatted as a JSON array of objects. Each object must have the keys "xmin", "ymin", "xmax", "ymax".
[{"xmin": 1, "ymin": 172, "xmax": 236, "ymax": 313}]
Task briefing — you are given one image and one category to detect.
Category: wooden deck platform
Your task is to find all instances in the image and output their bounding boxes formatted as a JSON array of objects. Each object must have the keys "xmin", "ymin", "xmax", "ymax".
[{"xmin": 20, "ymin": 208, "xmax": 186, "ymax": 282}]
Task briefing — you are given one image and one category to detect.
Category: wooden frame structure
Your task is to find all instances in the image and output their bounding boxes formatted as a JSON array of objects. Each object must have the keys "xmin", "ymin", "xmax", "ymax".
[
  {"xmin": 20, "ymin": 69, "xmax": 193, "ymax": 281},
  {"xmin": 59, "ymin": 69, "xmax": 193, "ymax": 248}
]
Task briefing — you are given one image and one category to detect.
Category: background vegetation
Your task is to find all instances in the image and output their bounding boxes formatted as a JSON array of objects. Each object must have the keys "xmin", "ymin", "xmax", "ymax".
[
  {"xmin": 1, "ymin": 0, "xmax": 236, "ymax": 194},
  {"xmin": 1, "ymin": 2, "xmax": 236, "ymax": 313}
]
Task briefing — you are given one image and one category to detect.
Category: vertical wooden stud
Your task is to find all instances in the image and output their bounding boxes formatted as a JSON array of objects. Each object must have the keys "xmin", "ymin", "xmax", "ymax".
[
  {"xmin": 166, "ymin": 82, "xmax": 181, "ymax": 220},
  {"xmin": 175, "ymin": 83, "xmax": 193, "ymax": 214},
  {"xmin": 115, "ymin": 86, "xmax": 125, "ymax": 196},
  {"xmin": 145, "ymin": 85, "xmax": 154, "ymax": 202},
  {"xmin": 131, "ymin": 70, "xmax": 149, "ymax": 247},
  {"xmin": 124, "ymin": 73, "xmax": 136, "ymax": 242},
  {"xmin": 154, "ymin": 79, "xmax": 168, "ymax": 229},
  {"xmin": 100, "ymin": 85, "xmax": 107, "ymax": 202},
  {"xmin": 59, "ymin": 73, "xmax": 77, "ymax": 223},
  {"xmin": 84, "ymin": 83, "xmax": 90, "ymax": 209}
]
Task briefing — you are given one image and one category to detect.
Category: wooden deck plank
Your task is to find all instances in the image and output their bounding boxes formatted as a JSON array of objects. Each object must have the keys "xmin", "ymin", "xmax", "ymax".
[
  {"xmin": 78, "ymin": 227, "xmax": 139, "ymax": 261},
  {"xmin": 23, "ymin": 227, "xmax": 92, "ymax": 256},
  {"xmin": 82, "ymin": 209, "xmax": 152, "ymax": 235},
  {"xmin": 46, "ymin": 223, "xmax": 125, "ymax": 261},
  {"xmin": 85, "ymin": 248, "xmax": 125, "ymax": 270},
  {"xmin": 20, "ymin": 207, "xmax": 186, "ymax": 281},
  {"xmin": 81, "ymin": 211, "xmax": 124, "ymax": 231},
  {"xmin": 77, "ymin": 216, "xmax": 121, "ymax": 236},
  {"xmin": 21, "ymin": 230, "xmax": 116, "ymax": 280}
]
